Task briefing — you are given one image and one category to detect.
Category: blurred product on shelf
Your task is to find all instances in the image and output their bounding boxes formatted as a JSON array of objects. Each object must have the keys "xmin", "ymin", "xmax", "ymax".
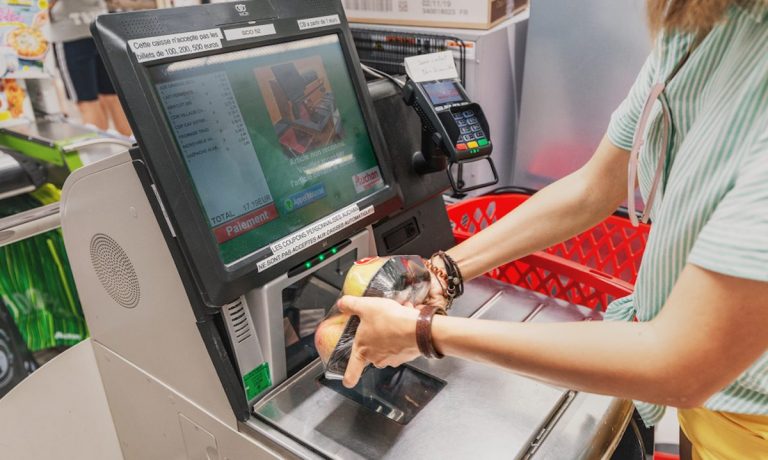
[
  {"xmin": 106, "ymin": 0, "xmax": 158, "ymax": 12},
  {"xmin": 0, "ymin": 79, "xmax": 32, "ymax": 123},
  {"xmin": 0, "ymin": 296, "xmax": 37, "ymax": 398},
  {"xmin": 0, "ymin": 184, "xmax": 87, "ymax": 352},
  {"xmin": 0, "ymin": 0, "xmax": 50, "ymax": 79}
]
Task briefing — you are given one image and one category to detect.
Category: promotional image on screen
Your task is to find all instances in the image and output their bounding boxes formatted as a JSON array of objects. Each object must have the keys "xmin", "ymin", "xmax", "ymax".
[{"xmin": 150, "ymin": 35, "xmax": 385, "ymax": 264}]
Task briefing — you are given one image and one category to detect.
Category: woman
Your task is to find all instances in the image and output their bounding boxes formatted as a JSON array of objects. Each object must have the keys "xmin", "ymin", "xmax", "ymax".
[
  {"xmin": 48, "ymin": 0, "xmax": 132, "ymax": 136},
  {"xmin": 338, "ymin": 1, "xmax": 768, "ymax": 458}
]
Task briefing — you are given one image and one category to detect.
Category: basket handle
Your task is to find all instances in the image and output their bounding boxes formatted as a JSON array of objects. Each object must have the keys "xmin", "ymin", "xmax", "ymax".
[
  {"xmin": 520, "ymin": 252, "xmax": 634, "ymax": 301},
  {"xmin": 484, "ymin": 186, "xmax": 538, "ymax": 196},
  {"xmin": 451, "ymin": 234, "xmax": 634, "ymax": 308}
]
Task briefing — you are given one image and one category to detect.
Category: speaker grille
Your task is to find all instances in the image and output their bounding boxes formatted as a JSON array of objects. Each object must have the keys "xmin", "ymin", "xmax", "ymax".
[
  {"xmin": 120, "ymin": 16, "xmax": 164, "ymax": 38},
  {"xmin": 226, "ymin": 300, "xmax": 251, "ymax": 343},
  {"xmin": 90, "ymin": 234, "xmax": 140, "ymax": 309}
]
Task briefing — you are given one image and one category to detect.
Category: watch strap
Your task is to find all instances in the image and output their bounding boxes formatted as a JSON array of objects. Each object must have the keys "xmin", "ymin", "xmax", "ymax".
[{"xmin": 416, "ymin": 304, "xmax": 446, "ymax": 359}]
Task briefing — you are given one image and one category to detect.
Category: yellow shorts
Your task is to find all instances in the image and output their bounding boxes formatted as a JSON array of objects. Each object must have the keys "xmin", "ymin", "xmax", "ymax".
[{"xmin": 678, "ymin": 408, "xmax": 768, "ymax": 459}]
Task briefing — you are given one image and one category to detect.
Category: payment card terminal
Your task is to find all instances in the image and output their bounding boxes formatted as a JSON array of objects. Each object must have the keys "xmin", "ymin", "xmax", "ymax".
[{"xmin": 402, "ymin": 74, "xmax": 498, "ymax": 194}]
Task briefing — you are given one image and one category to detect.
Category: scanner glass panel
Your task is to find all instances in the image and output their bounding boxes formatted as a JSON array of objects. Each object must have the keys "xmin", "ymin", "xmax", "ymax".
[
  {"xmin": 282, "ymin": 249, "xmax": 357, "ymax": 378},
  {"xmin": 149, "ymin": 35, "xmax": 384, "ymax": 264}
]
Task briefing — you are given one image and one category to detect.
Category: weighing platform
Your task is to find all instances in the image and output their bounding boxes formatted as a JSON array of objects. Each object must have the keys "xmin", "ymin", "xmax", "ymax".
[
  {"xmin": 0, "ymin": 2, "xmax": 637, "ymax": 458},
  {"xmin": 251, "ymin": 277, "xmax": 629, "ymax": 459}
]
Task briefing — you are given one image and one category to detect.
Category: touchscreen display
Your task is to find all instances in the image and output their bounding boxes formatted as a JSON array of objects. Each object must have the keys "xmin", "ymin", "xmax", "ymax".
[
  {"xmin": 150, "ymin": 35, "xmax": 385, "ymax": 264},
  {"xmin": 422, "ymin": 80, "xmax": 465, "ymax": 105}
]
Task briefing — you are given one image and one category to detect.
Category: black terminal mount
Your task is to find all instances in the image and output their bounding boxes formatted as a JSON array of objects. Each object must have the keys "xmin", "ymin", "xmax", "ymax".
[{"xmin": 402, "ymin": 77, "xmax": 498, "ymax": 194}]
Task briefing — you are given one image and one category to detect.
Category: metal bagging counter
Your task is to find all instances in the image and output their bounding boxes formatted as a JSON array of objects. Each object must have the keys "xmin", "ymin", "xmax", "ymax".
[{"xmin": 250, "ymin": 277, "xmax": 633, "ymax": 459}]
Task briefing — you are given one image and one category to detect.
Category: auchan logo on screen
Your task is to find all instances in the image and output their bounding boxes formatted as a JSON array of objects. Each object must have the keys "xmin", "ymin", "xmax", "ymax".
[
  {"xmin": 353, "ymin": 167, "xmax": 383, "ymax": 194},
  {"xmin": 213, "ymin": 204, "xmax": 278, "ymax": 244}
]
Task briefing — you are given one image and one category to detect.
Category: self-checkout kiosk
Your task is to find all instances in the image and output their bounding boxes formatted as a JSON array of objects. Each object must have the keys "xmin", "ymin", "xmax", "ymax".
[{"xmin": 46, "ymin": 2, "xmax": 637, "ymax": 459}]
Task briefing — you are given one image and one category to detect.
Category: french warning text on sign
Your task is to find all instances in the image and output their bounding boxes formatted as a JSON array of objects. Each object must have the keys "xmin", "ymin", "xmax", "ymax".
[
  {"xmin": 129, "ymin": 29, "xmax": 223, "ymax": 63},
  {"xmin": 257, "ymin": 204, "xmax": 374, "ymax": 272},
  {"xmin": 297, "ymin": 14, "xmax": 341, "ymax": 30}
]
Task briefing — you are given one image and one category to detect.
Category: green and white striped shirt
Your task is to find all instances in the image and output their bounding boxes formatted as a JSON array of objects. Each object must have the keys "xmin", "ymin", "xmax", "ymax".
[{"xmin": 605, "ymin": 1, "xmax": 768, "ymax": 426}]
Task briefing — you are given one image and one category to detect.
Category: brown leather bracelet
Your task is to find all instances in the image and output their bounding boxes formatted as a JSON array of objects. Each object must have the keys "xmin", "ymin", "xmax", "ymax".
[{"xmin": 416, "ymin": 304, "xmax": 446, "ymax": 359}]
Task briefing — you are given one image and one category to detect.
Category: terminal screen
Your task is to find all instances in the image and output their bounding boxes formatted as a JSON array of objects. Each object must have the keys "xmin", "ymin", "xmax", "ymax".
[
  {"xmin": 149, "ymin": 35, "xmax": 385, "ymax": 264},
  {"xmin": 422, "ymin": 80, "xmax": 465, "ymax": 105}
]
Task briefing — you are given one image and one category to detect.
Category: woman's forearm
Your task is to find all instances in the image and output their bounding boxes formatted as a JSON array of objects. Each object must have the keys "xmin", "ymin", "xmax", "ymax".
[
  {"xmin": 431, "ymin": 316, "xmax": 694, "ymax": 407},
  {"xmin": 447, "ymin": 135, "xmax": 629, "ymax": 280},
  {"xmin": 339, "ymin": 263, "xmax": 768, "ymax": 402}
]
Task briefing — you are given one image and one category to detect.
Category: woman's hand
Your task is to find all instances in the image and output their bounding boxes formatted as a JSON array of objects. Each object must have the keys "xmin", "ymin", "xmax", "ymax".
[
  {"xmin": 337, "ymin": 295, "xmax": 420, "ymax": 388},
  {"xmin": 423, "ymin": 257, "xmax": 450, "ymax": 308}
]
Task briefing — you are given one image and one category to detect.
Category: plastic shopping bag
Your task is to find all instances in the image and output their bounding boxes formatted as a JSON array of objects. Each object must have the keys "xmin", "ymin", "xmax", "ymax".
[{"xmin": 315, "ymin": 255, "xmax": 430, "ymax": 380}]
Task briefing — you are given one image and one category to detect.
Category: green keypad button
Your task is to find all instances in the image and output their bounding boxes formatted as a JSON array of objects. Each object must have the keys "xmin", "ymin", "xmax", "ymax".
[{"xmin": 478, "ymin": 138, "xmax": 489, "ymax": 146}]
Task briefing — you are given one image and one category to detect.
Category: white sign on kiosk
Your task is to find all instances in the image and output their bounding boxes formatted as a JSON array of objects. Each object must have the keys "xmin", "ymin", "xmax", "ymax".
[
  {"xmin": 404, "ymin": 50, "xmax": 460, "ymax": 83},
  {"xmin": 224, "ymin": 24, "xmax": 277, "ymax": 41},
  {"xmin": 257, "ymin": 204, "xmax": 374, "ymax": 271},
  {"xmin": 128, "ymin": 29, "xmax": 224, "ymax": 63}
]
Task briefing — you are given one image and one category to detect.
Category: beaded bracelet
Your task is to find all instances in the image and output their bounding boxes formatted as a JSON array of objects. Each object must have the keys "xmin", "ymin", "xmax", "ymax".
[
  {"xmin": 424, "ymin": 259, "xmax": 452, "ymax": 308},
  {"xmin": 425, "ymin": 251, "xmax": 464, "ymax": 308}
]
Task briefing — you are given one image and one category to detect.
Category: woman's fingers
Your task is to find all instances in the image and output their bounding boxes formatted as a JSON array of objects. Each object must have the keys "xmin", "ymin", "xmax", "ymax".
[
  {"xmin": 337, "ymin": 295, "xmax": 390, "ymax": 316},
  {"xmin": 343, "ymin": 345, "xmax": 368, "ymax": 388},
  {"xmin": 337, "ymin": 295, "xmax": 421, "ymax": 387},
  {"xmin": 336, "ymin": 295, "xmax": 361, "ymax": 316}
]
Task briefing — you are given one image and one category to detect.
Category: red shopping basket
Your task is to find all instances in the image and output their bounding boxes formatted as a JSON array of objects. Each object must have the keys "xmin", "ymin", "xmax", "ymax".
[{"xmin": 447, "ymin": 192, "xmax": 651, "ymax": 311}]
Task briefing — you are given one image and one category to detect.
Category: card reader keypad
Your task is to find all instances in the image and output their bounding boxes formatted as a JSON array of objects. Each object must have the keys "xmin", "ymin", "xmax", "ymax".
[{"xmin": 453, "ymin": 110, "xmax": 488, "ymax": 152}]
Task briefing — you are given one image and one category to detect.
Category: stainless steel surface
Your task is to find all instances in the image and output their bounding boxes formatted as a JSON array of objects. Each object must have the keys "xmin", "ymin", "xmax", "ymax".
[
  {"xmin": 251, "ymin": 277, "xmax": 631, "ymax": 459},
  {"xmin": 0, "ymin": 202, "xmax": 60, "ymax": 247},
  {"xmin": 239, "ymin": 418, "xmax": 316, "ymax": 460},
  {"xmin": 0, "ymin": 151, "xmax": 21, "ymax": 169},
  {"xmin": 255, "ymin": 361, "xmax": 567, "ymax": 459},
  {"xmin": 528, "ymin": 299, "xmax": 604, "ymax": 323},
  {"xmin": 513, "ymin": 0, "xmax": 651, "ymax": 188},
  {"xmin": 0, "ymin": 152, "xmax": 34, "ymax": 200},
  {"xmin": 449, "ymin": 274, "xmax": 511, "ymax": 319},
  {"xmin": 533, "ymin": 393, "xmax": 634, "ymax": 460},
  {"xmin": 2, "ymin": 120, "xmax": 95, "ymax": 146},
  {"xmin": 253, "ymin": 282, "xmax": 569, "ymax": 460},
  {"xmin": 61, "ymin": 138, "xmax": 133, "ymax": 153},
  {"xmin": 0, "ymin": 120, "xmax": 130, "ymax": 165},
  {"xmin": 0, "ymin": 184, "xmax": 34, "ymax": 201}
]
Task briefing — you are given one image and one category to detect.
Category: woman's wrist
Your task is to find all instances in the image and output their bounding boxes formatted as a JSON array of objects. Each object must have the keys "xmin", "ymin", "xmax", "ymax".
[
  {"xmin": 430, "ymin": 314, "xmax": 452, "ymax": 358},
  {"xmin": 416, "ymin": 304, "xmax": 446, "ymax": 359},
  {"xmin": 427, "ymin": 251, "xmax": 465, "ymax": 304}
]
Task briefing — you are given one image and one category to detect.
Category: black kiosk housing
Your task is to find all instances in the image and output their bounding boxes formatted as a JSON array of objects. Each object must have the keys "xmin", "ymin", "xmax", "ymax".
[
  {"xmin": 79, "ymin": 2, "xmax": 638, "ymax": 457},
  {"xmin": 92, "ymin": 1, "xmax": 401, "ymax": 308},
  {"xmin": 92, "ymin": 0, "xmax": 461, "ymax": 421}
]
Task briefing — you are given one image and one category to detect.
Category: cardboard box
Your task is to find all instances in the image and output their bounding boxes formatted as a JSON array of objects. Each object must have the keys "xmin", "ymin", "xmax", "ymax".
[{"xmin": 342, "ymin": 0, "xmax": 528, "ymax": 30}]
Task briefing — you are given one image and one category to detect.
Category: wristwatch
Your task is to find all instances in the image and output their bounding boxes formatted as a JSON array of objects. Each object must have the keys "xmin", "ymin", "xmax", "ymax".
[{"xmin": 416, "ymin": 304, "xmax": 446, "ymax": 359}]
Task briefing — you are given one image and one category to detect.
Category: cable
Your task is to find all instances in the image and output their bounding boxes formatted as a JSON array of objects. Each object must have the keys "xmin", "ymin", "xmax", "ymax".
[{"xmin": 360, "ymin": 63, "xmax": 405, "ymax": 88}]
